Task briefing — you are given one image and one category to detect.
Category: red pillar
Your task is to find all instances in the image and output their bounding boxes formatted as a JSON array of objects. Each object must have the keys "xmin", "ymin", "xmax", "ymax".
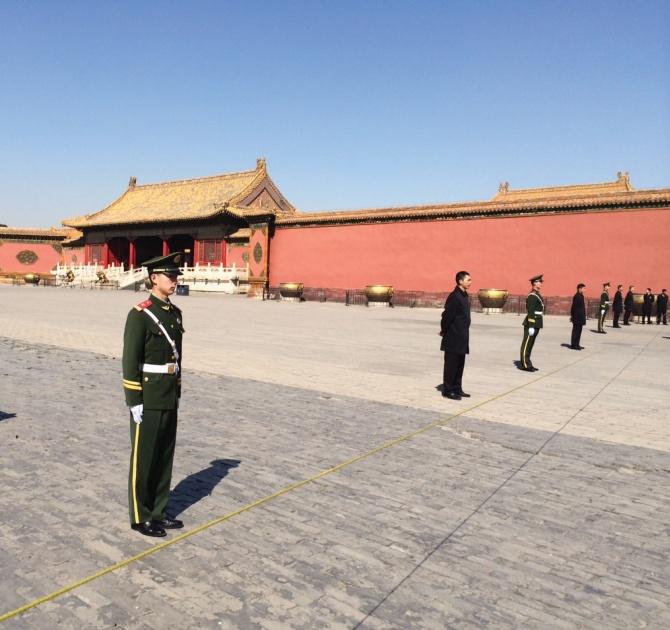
[
  {"xmin": 193, "ymin": 240, "xmax": 200, "ymax": 264},
  {"xmin": 162, "ymin": 239, "xmax": 169, "ymax": 256},
  {"xmin": 129, "ymin": 240, "xmax": 136, "ymax": 268},
  {"xmin": 103, "ymin": 242, "xmax": 110, "ymax": 267}
]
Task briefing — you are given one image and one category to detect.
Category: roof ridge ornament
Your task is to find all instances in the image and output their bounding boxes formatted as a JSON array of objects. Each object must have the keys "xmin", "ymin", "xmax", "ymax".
[
  {"xmin": 498, "ymin": 181, "xmax": 509, "ymax": 194},
  {"xmin": 256, "ymin": 157, "xmax": 266, "ymax": 172},
  {"xmin": 617, "ymin": 171, "xmax": 632, "ymax": 190},
  {"xmin": 128, "ymin": 176, "xmax": 137, "ymax": 189}
]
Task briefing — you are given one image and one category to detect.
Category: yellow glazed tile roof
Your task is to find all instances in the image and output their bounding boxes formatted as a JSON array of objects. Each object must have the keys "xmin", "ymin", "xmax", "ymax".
[
  {"xmin": 63, "ymin": 160, "xmax": 284, "ymax": 228},
  {"xmin": 276, "ymin": 176, "xmax": 670, "ymax": 227}
]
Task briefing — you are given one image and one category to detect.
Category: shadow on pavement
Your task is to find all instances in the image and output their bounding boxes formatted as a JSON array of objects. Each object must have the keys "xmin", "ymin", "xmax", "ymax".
[
  {"xmin": 0, "ymin": 411, "xmax": 16, "ymax": 422},
  {"xmin": 168, "ymin": 458, "xmax": 241, "ymax": 518}
]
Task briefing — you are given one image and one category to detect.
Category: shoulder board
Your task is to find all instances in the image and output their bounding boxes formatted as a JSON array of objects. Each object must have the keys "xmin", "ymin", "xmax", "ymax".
[{"xmin": 134, "ymin": 299, "xmax": 153, "ymax": 311}]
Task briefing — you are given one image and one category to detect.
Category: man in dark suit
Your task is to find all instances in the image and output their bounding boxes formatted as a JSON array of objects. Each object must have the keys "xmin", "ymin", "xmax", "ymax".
[
  {"xmin": 642, "ymin": 288, "xmax": 654, "ymax": 324},
  {"xmin": 656, "ymin": 289, "xmax": 668, "ymax": 325},
  {"xmin": 612, "ymin": 284, "xmax": 623, "ymax": 328},
  {"xmin": 440, "ymin": 270, "xmax": 472, "ymax": 401},
  {"xmin": 570, "ymin": 283, "xmax": 586, "ymax": 349},
  {"xmin": 623, "ymin": 285, "xmax": 635, "ymax": 325}
]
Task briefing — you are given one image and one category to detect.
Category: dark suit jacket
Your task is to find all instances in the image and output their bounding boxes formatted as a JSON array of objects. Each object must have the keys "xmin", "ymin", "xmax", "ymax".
[
  {"xmin": 613, "ymin": 291, "xmax": 623, "ymax": 311},
  {"xmin": 440, "ymin": 287, "xmax": 471, "ymax": 354},
  {"xmin": 624, "ymin": 291, "xmax": 634, "ymax": 310},
  {"xmin": 570, "ymin": 292, "xmax": 586, "ymax": 326},
  {"xmin": 643, "ymin": 293, "xmax": 655, "ymax": 314},
  {"xmin": 657, "ymin": 293, "xmax": 668, "ymax": 312}
]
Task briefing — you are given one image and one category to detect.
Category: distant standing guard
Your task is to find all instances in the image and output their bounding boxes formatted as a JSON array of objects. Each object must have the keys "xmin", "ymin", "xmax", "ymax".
[
  {"xmin": 642, "ymin": 288, "xmax": 654, "ymax": 324},
  {"xmin": 123, "ymin": 253, "xmax": 186, "ymax": 537},
  {"xmin": 623, "ymin": 285, "xmax": 635, "ymax": 325},
  {"xmin": 519, "ymin": 274, "xmax": 544, "ymax": 371},
  {"xmin": 570, "ymin": 283, "xmax": 586, "ymax": 350},
  {"xmin": 597, "ymin": 282, "xmax": 610, "ymax": 333},
  {"xmin": 440, "ymin": 271, "xmax": 472, "ymax": 400},
  {"xmin": 612, "ymin": 284, "xmax": 623, "ymax": 328},
  {"xmin": 656, "ymin": 289, "xmax": 668, "ymax": 325}
]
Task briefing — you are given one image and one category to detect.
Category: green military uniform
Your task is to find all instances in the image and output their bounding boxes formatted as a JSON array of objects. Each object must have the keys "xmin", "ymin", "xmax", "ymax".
[
  {"xmin": 598, "ymin": 285, "xmax": 610, "ymax": 333},
  {"xmin": 520, "ymin": 275, "xmax": 544, "ymax": 371},
  {"xmin": 122, "ymin": 254, "xmax": 184, "ymax": 530}
]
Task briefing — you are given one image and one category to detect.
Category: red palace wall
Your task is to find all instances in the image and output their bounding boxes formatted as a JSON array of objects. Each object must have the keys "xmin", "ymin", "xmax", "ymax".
[
  {"xmin": 0, "ymin": 242, "xmax": 62, "ymax": 275},
  {"xmin": 269, "ymin": 208, "xmax": 670, "ymax": 298}
]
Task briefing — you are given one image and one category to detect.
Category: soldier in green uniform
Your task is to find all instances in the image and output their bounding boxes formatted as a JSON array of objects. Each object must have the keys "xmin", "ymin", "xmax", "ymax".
[
  {"xmin": 519, "ymin": 274, "xmax": 544, "ymax": 372},
  {"xmin": 122, "ymin": 253, "xmax": 185, "ymax": 537},
  {"xmin": 597, "ymin": 282, "xmax": 610, "ymax": 333}
]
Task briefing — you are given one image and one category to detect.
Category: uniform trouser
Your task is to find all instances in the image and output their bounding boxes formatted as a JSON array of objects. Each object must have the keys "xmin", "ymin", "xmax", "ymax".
[
  {"xmin": 520, "ymin": 327, "xmax": 539, "ymax": 368},
  {"xmin": 643, "ymin": 311, "xmax": 652, "ymax": 324},
  {"xmin": 613, "ymin": 309, "xmax": 622, "ymax": 327},
  {"xmin": 623, "ymin": 308, "xmax": 632, "ymax": 324},
  {"xmin": 571, "ymin": 323, "xmax": 583, "ymax": 348},
  {"xmin": 443, "ymin": 352, "xmax": 466, "ymax": 393},
  {"xmin": 657, "ymin": 310, "xmax": 667, "ymax": 324},
  {"xmin": 598, "ymin": 308, "xmax": 608, "ymax": 332},
  {"xmin": 129, "ymin": 408, "xmax": 178, "ymax": 524}
]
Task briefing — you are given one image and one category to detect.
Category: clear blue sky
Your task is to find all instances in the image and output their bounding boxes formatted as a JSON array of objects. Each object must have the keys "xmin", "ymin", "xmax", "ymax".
[{"xmin": 1, "ymin": 0, "xmax": 668, "ymax": 227}]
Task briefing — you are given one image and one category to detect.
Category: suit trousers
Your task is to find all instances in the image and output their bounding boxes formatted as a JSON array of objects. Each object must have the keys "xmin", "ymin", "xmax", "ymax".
[
  {"xmin": 443, "ymin": 352, "xmax": 466, "ymax": 393},
  {"xmin": 623, "ymin": 308, "xmax": 632, "ymax": 325},
  {"xmin": 571, "ymin": 323, "xmax": 583, "ymax": 348},
  {"xmin": 657, "ymin": 310, "xmax": 668, "ymax": 325},
  {"xmin": 129, "ymin": 408, "xmax": 178, "ymax": 524},
  {"xmin": 520, "ymin": 327, "xmax": 539, "ymax": 368},
  {"xmin": 613, "ymin": 309, "xmax": 622, "ymax": 327}
]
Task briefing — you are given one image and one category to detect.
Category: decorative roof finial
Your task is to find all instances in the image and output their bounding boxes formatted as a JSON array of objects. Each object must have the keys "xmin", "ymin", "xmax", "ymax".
[
  {"xmin": 256, "ymin": 157, "xmax": 266, "ymax": 171},
  {"xmin": 498, "ymin": 181, "xmax": 509, "ymax": 194},
  {"xmin": 128, "ymin": 176, "xmax": 137, "ymax": 189},
  {"xmin": 616, "ymin": 171, "xmax": 631, "ymax": 189}
]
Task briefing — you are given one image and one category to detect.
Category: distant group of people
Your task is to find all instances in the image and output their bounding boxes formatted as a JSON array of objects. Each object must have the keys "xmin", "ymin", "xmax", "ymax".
[
  {"xmin": 589, "ymin": 283, "xmax": 668, "ymax": 336},
  {"xmin": 439, "ymin": 274, "xmax": 668, "ymax": 400}
]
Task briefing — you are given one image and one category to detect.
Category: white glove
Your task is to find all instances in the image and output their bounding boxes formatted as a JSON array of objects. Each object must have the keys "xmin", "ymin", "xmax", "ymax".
[
  {"xmin": 130, "ymin": 404, "xmax": 143, "ymax": 424},
  {"xmin": 528, "ymin": 327, "xmax": 536, "ymax": 336}
]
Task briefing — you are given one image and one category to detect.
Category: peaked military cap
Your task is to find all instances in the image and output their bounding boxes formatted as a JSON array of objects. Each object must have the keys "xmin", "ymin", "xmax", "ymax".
[
  {"xmin": 142, "ymin": 252, "xmax": 184, "ymax": 275},
  {"xmin": 603, "ymin": 281, "xmax": 611, "ymax": 287},
  {"xmin": 529, "ymin": 274, "xmax": 544, "ymax": 283}
]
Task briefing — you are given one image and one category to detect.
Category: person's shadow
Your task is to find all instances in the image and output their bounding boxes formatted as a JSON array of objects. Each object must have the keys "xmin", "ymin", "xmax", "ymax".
[
  {"xmin": 0, "ymin": 411, "xmax": 16, "ymax": 422},
  {"xmin": 168, "ymin": 458, "xmax": 240, "ymax": 518}
]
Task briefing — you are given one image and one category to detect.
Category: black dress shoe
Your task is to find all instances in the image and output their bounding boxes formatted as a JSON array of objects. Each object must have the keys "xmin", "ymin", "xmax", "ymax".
[
  {"xmin": 443, "ymin": 391, "xmax": 461, "ymax": 400},
  {"xmin": 131, "ymin": 521, "xmax": 166, "ymax": 537},
  {"xmin": 153, "ymin": 517, "xmax": 184, "ymax": 529},
  {"xmin": 578, "ymin": 346, "xmax": 585, "ymax": 350},
  {"xmin": 456, "ymin": 390, "xmax": 471, "ymax": 397},
  {"xmin": 518, "ymin": 365, "xmax": 533, "ymax": 372},
  {"xmin": 569, "ymin": 345, "xmax": 579, "ymax": 350}
]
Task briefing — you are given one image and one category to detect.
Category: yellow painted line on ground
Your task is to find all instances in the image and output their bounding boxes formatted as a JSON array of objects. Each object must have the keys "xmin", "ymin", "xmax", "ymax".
[{"xmin": 0, "ymin": 345, "xmax": 617, "ymax": 623}]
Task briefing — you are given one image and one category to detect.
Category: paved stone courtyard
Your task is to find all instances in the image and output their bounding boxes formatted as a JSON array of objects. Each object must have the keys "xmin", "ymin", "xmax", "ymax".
[{"xmin": 0, "ymin": 286, "xmax": 668, "ymax": 628}]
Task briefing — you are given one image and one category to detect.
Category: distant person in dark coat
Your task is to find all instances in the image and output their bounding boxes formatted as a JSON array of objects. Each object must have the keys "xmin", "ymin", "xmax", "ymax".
[
  {"xmin": 656, "ymin": 289, "xmax": 668, "ymax": 325},
  {"xmin": 623, "ymin": 286, "xmax": 635, "ymax": 325},
  {"xmin": 570, "ymin": 283, "xmax": 587, "ymax": 349},
  {"xmin": 440, "ymin": 270, "xmax": 472, "ymax": 401},
  {"xmin": 612, "ymin": 284, "xmax": 623, "ymax": 328},
  {"xmin": 642, "ymin": 288, "xmax": 654, "ymax": 324}
]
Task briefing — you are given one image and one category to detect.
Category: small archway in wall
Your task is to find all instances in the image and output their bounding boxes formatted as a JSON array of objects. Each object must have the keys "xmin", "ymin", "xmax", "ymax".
[
  {"xmin": 108, "ymin": 237, "xmax": 130, "ymax": 269},
  {"xmin": 168, "ymin": 234, "xmax": 195, "ymax": 267},
  {"xmin": 135, "ymin": 236, "xmax": 163, "ymax": 266}
]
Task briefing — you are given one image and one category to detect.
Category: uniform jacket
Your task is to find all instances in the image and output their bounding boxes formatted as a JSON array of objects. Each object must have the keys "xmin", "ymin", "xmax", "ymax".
[
  {"xmin": 599, "ymin": 290, "xmax": 610, "ymax": 313},
  {"xmin": 657, "ymin": 293, "xmax": 669, "ymax": 312},
  {"xmin": 643, "ymin": 293, "xmax": 655, "ymax": 314},
  {"xmin": 613, "ymin": 290, "xmax": 623, "ymax": 312},
  {"xmin": 570, "ymin": 292, "xmax": 586, "ymax": 326},
  {"xmin": 624, "ymin": 291, "xmax": 634, "ymax": 310},
  {"xmin": 523, "ymin": 291, "xmax": 544, "ymax": 329},
  {"xmin": 440, "ymin": 287, "xmax": 471, "ymax": 354},
  {"xmin": 122, "ymin": 294, "xmax": 184, "ymax": 410}
]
